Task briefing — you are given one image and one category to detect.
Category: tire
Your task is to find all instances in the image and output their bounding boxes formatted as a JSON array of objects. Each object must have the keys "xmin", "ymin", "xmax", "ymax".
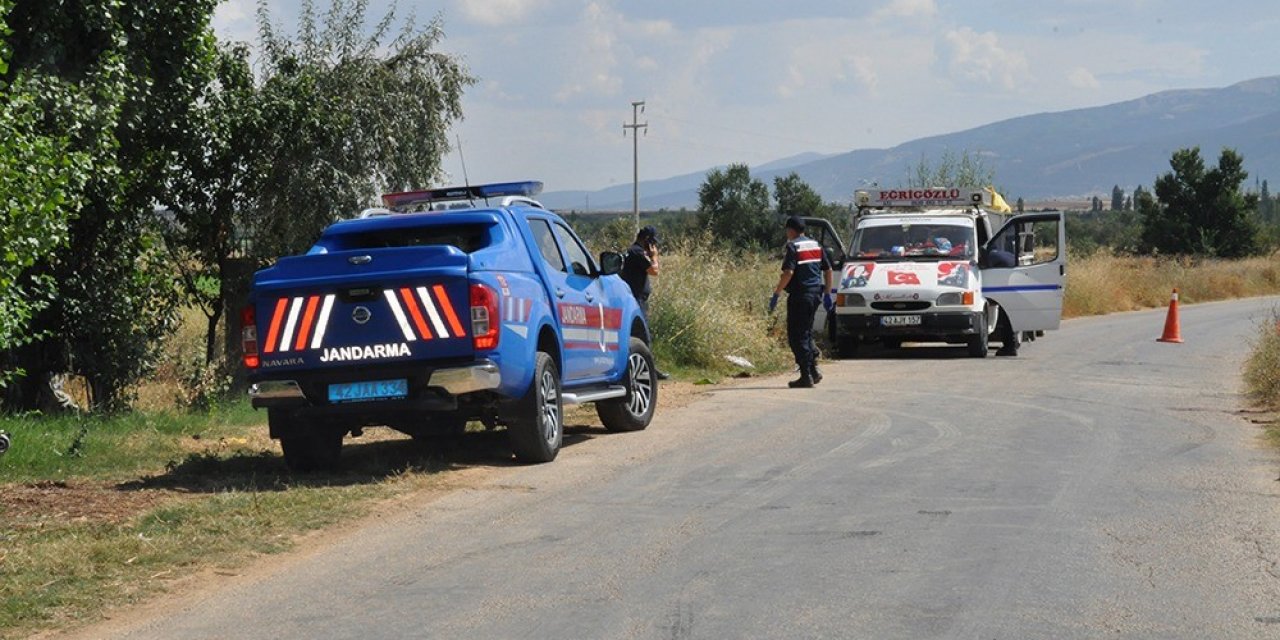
[
  {"xmin": 507, "ymin": 352, "xmax": 563, "ymax": 463},
  {"xmin": 280, "ymin": 430, "xmax": 344, "ymax": 473},
  {"xmin": 836, "ymin": 337, "xmax": 860, "ymax": 358},
  {"xmin": 597, "ymin": 337, "xmax": 658, "ymax": 432},
  {"xmin": 967, "ymin": 323, "xmax": 990, "ymax": 358}
]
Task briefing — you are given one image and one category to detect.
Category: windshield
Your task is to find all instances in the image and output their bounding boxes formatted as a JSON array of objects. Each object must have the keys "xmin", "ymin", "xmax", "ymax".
[{"xmin": 850, "ymin": 223, "xmax": 975, "ymax": 260}]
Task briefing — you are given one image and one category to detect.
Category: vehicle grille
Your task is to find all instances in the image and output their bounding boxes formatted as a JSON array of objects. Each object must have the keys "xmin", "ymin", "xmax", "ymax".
[{"xmin": 871, "ymin": 301, "xmax": 931, "ymax": 311}]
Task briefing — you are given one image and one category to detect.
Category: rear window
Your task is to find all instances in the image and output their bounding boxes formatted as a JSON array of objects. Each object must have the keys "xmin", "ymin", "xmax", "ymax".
[{"xmin": 334, "ymin": 224, "xmax": 492, "ymax": 253}]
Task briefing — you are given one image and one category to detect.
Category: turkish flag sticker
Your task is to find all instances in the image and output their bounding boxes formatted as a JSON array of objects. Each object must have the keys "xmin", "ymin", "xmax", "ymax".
[{"xmin": 888, "ymin": 271, "xmax": 921, "ymax": 285}]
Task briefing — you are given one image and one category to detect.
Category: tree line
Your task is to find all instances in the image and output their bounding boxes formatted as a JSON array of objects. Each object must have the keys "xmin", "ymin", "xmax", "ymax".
[
  {"xmin": 1070, "ymin": 147, "xmax": 1278, "ymax": 257},
  {"xmin": 0, "ymin": 0, "xmax": 472, "ymax": 412}
]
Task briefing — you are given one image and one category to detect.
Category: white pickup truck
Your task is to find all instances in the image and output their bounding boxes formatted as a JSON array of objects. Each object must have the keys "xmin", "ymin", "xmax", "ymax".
[{"xmin": 807, "ymin": 188, "xmax": 1066, "ymax": 358}]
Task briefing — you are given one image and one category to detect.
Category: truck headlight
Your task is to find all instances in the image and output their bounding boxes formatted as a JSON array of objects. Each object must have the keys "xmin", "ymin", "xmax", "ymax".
[
  {"xmin": 837, "ymin": 293, "xmax": 866, "ymax": 307},
  {"xmin": 936, "ymin": 291, "xmax": 976, "ymax": 306}
]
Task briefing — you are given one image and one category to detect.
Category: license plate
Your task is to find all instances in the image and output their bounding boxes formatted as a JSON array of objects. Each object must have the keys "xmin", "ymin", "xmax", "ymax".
[
  {"xmin": 881, "ymin": 315, "xmax": 922, "ymax": 327},
  {"xmin": 328, "ymin": 379, "xmax": 408, "ymax": 403}
]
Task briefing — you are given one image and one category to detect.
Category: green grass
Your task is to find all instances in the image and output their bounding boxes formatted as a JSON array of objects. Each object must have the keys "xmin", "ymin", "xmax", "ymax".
[
  {"xmin": 1, "ymin": 469, "xmax": 408, "ymax": 637},
  {"xmin": 0, "ymin": 400, "xmax": 261, "ymax": 484},
  {"xmin": 0, "ymin": 402, "xmax": 477, "ymax": 639}
]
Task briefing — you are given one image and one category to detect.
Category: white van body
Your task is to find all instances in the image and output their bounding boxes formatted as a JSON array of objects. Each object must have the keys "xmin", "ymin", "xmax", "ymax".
[{"xmin": 806, "ymin": 188, "xmax": 1066, "ymax": 358}]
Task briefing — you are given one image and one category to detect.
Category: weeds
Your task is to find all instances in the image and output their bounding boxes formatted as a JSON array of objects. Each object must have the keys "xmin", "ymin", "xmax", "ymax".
[
  {"xmin": 1244, "ymin": 310, "xmax": 1280, "ymax": 409},
  {"xmin": 646, "ymin": 234, "xmax": 791, "ymax": 375}
]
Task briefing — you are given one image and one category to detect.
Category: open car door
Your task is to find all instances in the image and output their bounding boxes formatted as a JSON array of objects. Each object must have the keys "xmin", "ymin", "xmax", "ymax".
[
  {"xmin": 980, "ymin": 212, "xmax": 1066, "ymax": 332},
  {"xmin": 802, "ymin": 217, "xmax": 846, "ymax": 334}
]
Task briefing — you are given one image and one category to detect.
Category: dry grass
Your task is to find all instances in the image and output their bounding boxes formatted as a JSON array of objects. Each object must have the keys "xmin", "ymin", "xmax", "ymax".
[
  {"xmin": 646, "ymin": 236, "xmax": 791, "ymax": 376},
  {"xmin": 1245, "ymin": 311, "xmax": 1280, "ymax": 408},
  {"xmin": 1064, "ymin": 251, "xmax": 1280, "ymax": 318}
]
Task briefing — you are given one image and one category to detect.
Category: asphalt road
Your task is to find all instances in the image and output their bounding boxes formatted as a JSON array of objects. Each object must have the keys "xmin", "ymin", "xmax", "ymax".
[{"xmin": 80, "ymin": 297, "xmax": 1280, "ymax": 639}]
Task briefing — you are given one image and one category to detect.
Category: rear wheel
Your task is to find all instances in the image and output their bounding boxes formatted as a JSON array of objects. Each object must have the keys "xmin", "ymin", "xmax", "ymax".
[
  {"xmin": 597, "ymin": 338, "xmax": 658, "ymax": 432},
  {"xmin": 507, "ymin": 352, "xmax": 563, "ymax": 463},
  {"xmin": 280, "ymin": 430, "xmax": 344, "ymax": 473}
]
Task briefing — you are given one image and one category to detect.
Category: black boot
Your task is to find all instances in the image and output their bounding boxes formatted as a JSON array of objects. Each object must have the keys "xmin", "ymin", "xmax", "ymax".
[
  {"xmin": 788, "ymin": 374, "xmax": 814, "ymax": 388},
  {"xmin": 809, "ymin": 364, "xmax": 823, "ymax": 385}
]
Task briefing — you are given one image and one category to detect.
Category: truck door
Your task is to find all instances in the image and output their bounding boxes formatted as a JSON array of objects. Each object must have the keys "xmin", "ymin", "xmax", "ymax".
[
  {"xmin": 527, "ymin": 218, "xmax": 605, "ymax": 383},
  {"xmin": 802, "ymin": 217, "xmax": 846, "ymax": 334},
  {"xmin": 551, "ymin": 221, "xmax": 616, "ymax": 380},
  {"xmin": 980, "ymin": 212, "xmax": 1066, "ymax": 332}
]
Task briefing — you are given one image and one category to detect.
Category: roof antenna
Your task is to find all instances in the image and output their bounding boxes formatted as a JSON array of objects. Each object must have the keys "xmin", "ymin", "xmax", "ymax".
[{"xmin": 456, "ymin": 134, "xmax": 484, "ymax": 207}]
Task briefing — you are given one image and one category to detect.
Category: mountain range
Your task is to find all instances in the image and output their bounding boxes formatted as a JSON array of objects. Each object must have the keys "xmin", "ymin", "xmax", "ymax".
[{"xmin": 539, "ymin": 76, "xmax": 1280, "ymax": 210}]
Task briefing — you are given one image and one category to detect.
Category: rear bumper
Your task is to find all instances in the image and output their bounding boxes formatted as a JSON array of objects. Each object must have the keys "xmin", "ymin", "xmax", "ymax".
[
  {"xmin": 836, "ymin": 311, "xmax": 983, "ymax": 338},
  {"xmin": 249, "ymin": 360, "xmax": 502, "ymax": 409}
]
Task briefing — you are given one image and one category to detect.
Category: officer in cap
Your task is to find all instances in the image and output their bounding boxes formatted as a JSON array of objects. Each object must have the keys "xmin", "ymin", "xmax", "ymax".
[
  {"xmin": 621, "ymin": 225, "xmax": 670, "ymax": 379},
  {"xmin": 769, "ymin": 216, "xmax": 833, "ymax": 388}
]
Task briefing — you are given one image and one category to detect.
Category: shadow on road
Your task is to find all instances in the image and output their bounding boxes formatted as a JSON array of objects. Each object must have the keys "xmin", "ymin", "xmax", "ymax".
[{"xmin": 117, "ymin": 423, "xmax": 607, "ymax": 494}]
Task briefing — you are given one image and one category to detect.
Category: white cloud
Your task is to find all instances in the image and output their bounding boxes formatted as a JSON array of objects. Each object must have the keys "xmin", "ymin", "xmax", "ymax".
[
  {"xmin": 1067, "ymin": 66, "xmax": 1101, "ymax": 90},
  {"xmin": 874, "ymin": 0, "xmax": 937, "ymax": 20},
  {"xmin": 940, "ymin": 27, "xmax": 1030, "ymax": 90},
  {"xmin": 456, "ymin": 0, "xmax": 545, "ymax": 27}
]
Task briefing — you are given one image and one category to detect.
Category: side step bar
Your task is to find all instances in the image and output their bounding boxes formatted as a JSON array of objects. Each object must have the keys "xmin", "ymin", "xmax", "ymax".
[{"xmin": 561, "ymin": 386, "xmax": 627, "ymax": 405}]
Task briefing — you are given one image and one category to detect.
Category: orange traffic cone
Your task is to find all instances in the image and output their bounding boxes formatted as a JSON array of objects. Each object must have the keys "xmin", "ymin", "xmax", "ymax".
[{"xmin": 1157, "ymin": 288, "xmax": 1183, "ymax": 343}]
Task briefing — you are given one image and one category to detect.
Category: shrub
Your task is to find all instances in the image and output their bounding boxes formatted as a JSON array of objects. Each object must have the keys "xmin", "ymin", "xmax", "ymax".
[
  {"xmin": 1244, "ymin": 311, "xmax": 1280, "ymax": 408},
  {"xmin": 645, "ymin": 233, "xmax": 790, "ymax": 374}
]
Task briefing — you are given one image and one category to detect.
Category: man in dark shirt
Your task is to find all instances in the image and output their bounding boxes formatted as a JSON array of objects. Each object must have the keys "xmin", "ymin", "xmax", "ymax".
[
  {"xmin": 770, "ymin": 216, "xmax": 833, "ymax": 388},
  {"xmin": 621, "ymin": 226, "xmax": 660, "ymax": 313},
  {"xmin": 621, "ymin": 226, "xmax": 670, "ymax": 379}
]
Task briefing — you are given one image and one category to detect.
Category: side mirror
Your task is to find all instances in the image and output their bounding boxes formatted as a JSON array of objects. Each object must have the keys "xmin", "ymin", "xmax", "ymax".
[{"xmin": 599, "ymin": 251, "xmax": 623, "ymax": 276}]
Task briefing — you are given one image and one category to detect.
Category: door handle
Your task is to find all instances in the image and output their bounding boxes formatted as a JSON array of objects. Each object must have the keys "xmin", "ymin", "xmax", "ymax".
[{"xmin": 555, "ymin": 288, "xmax": 566, "ymax": 298}]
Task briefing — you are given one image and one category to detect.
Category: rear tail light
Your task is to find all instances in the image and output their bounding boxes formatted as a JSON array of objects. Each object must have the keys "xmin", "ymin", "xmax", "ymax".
[
  {"xmin": 241, "ymin": 305, "xmax": 260, "ymax": 369},
  {"xmin": 470, "ymin": 283, "xmax": 500, "ymax": 351}
]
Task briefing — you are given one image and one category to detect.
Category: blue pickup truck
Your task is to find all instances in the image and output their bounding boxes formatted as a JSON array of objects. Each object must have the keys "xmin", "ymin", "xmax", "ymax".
[{"xmin": 241, "ymin": 182, "xmax": 657, "ymax": 471}]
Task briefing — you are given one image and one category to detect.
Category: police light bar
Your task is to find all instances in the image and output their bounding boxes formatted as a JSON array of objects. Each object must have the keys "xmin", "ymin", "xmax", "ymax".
[
  {"xmin": 381, "ymin": 181, "xmax": 544, "ymax": 209},
  {"xmin": 856, "ymin": 188, "xmax": 984, "ymax": 209}
]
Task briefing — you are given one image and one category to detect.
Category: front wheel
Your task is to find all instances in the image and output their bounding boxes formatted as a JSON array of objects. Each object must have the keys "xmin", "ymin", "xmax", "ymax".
[
  {"xmin": 507, "ymin": 352, "xmax": 563, "ymax": 463},
  {"xmin": 597, "ymin": 337, "xmax": 658, "ymax": 432}
]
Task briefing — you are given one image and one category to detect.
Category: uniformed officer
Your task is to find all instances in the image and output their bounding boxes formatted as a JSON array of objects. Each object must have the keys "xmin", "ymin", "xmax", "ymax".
[
  {"xmin": 621, "ymin": 225, "xmax": 671, "ymax": 379},
  {"xmin": 769, "ymin": 216, "xmax": 833, "ymax": 388}
]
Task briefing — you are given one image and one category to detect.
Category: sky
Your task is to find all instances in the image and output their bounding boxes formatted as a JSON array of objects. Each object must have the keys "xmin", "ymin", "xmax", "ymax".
[{"xmin": 213, "ymin": 0, "xmax": 1280, "ymax": 194}]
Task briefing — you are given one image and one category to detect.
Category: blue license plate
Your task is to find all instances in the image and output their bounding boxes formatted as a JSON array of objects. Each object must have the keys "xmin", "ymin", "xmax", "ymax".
[{"xmin": 328, "ymin": 379, "xmax": 408, "ymax": 403}]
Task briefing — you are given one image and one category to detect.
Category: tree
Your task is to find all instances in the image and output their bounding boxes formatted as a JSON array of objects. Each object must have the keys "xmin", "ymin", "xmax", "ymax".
[
  {"xmin": 3, "ymin": 0, "xmax": 220, "ymax": 411},
  {"xmin": 1262, "ymin": 179, "xmax": 1274, "ymax": 222},
  {"xmin": 1111, "ymin": 184, "xmax": 1124, "ymax": 211},
  {"xmin": 906, "ymin": 149, "xmax": 995, "ymax": 188},
  {"xmin": 1139, "ymin": 147, "xmax": 1261, "ymax": 257},
  {"xmin": 1015, "ymin": 197, "xmax": 1024, "ymax": 213},
  {"xmin": 774, "ymin": 172, "xmax": 824, "ymax": 219},
  {"xmin": 165, "ymin": 43, "xmax": 263, "ymax": 367},
  {"xmin": 697, "ymin": 164, "xmax": 774, "ymax": 249},
  {"xmin": 1091, "ymin": 196, "xmax": 1103, "ymax": 212},
  {"xmin": 0, "ymin": 0, "xmax": 91, "ymax": 389},
  {"xmin": 249, "ymin": 0, "xmax": 474, "ymax": 259}
]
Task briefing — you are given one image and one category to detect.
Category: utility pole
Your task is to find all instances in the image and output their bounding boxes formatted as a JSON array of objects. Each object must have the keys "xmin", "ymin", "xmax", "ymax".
[{"xmin": 623, "ymin": 100, "xmax": 647, "ymax": 232}]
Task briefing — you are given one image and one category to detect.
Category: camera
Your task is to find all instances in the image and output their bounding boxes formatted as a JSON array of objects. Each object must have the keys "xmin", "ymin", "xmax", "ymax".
[{"xmin": 0, "ymin": 430, "xmax": 9, "ymax": 456}]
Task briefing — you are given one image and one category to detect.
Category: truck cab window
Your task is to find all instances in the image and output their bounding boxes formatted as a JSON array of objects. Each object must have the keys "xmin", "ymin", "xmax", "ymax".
[{"xmin": 528, "ymin": 219, "xmax": 566, "ymax": 272}]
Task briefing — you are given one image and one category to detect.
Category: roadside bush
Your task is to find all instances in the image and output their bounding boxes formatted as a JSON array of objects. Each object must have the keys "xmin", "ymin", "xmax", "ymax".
[
  {"xmin": 644, "ymin": 234, "xmax": 790, "ymax": 374},
  {"xmin": 1244, "ymin": 311, "xmax": 1280, "ymax": 408}
]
